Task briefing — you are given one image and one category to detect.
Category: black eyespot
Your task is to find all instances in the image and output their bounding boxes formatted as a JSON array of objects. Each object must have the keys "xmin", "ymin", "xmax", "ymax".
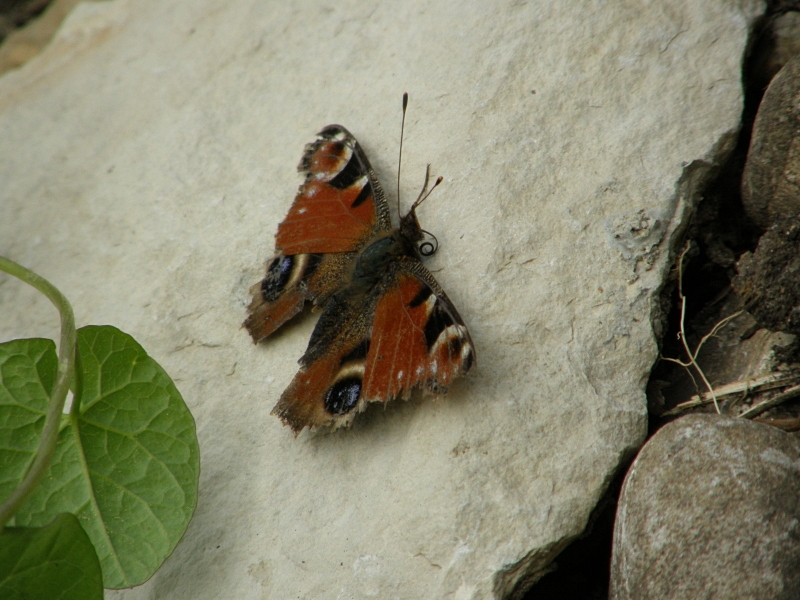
[
  {"xmin": 261, "ymin": 255, "xmax": 294, "ymax": 302},
  {"xmin": 324, "ymin": 377, "xmax": 362, "ymax": 415}
]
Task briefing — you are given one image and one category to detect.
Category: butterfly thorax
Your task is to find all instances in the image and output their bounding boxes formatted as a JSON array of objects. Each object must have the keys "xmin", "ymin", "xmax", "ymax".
[{"xmin": 352, "ymin": 210, "xmax": 424, "ymax": 291}]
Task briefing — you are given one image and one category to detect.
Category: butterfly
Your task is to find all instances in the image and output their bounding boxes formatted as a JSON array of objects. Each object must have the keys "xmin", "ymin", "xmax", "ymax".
[{"xmin": 244, "ymin": 105, "xmax": 474, "ymax": 433}]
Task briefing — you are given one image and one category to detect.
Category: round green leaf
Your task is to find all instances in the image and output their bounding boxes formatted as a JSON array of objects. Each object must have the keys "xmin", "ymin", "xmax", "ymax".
[
  {"xmin": 0, "ymin": 338, "xmax": 57, "ymax": 506},
  {"xmin": 13, "ymin": 326, "xmax": 200, "ymax": 589},
  {"xmin": 0, "ymin": 512, "xmax": 103, "ymax": 600}
]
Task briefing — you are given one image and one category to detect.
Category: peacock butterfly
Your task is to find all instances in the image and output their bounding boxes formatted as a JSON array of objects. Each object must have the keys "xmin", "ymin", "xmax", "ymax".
[{"xmin": 244, "ymin": 97, "xmax": 474, "ymax": 433}]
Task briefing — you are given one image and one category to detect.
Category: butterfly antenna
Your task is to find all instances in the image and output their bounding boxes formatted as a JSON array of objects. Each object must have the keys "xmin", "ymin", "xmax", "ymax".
[{"xmin": 397, "ymin": 92, "xmax": 408, "ymax": 216}]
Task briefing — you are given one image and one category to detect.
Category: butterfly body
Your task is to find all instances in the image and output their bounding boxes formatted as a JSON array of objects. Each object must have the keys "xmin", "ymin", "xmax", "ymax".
[{"xmin": 245, "ymin": 124, "xmax": 474, "ymax": 433}]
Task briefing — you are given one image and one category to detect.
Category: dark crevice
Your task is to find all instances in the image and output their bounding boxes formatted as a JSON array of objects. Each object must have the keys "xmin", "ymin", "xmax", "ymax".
[{"xmin": 0, "ymin": 0, "xmax": 51, "ymax": 44}]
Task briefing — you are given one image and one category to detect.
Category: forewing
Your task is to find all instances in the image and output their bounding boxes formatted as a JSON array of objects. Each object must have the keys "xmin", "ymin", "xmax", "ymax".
[
  {"xmin": 276, "ymin": 125, "xmax": 392, "ymax": 255},
  {"xmin": 362, "ymin": 259, "xmax": 475, "ymax": 401}
]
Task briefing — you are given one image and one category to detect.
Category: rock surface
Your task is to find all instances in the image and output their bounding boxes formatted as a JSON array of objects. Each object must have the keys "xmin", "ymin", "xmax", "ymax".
[
  {"xmin": 742, "ymin": 53, "xmax": 800, "ymax": 229},
  {"xmin": 733, "ymin": 218, "xmax": 800, "ymax": 335},
  {"xmin": 610, "ymin": 414, "xmax": 800, "ymax": 600},
  {"xmin": 0, "ymin": 1, "xmax": 762, "ymax": 598},
  {"xmin": 0, "ymin": 0, "xmax": 96, "ymax": 75},
  {"xmin": 749, "ymin": 11, "xmax": 800, "ymax": 95}
]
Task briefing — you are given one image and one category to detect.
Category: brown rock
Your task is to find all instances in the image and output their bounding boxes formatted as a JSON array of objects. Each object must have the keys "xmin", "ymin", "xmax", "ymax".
[
  {"xmin": 610, "ymin": 414, "xmax": 800, "ymax": 600},
  {"xmin": 769, "ymin": 12, "xmax": 800, "ymax": 77},
  {"xmin": 733, "ymin": 218, "xmax": 800, "ymax": 334},
  {"xmin": 749, "ymin": 11, "xmax": 800, "ymax": 92},
  {"xmin": 742, "ymin": 54, "xmax": 800, "ymax": 229}
]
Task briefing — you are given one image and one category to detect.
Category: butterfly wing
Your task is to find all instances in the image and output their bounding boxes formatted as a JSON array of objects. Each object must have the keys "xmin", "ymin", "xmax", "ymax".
[
  {"xmin": 271, "ymin": 258, "xmax": 475, "ymax": 433},
  {"xmin": 276, "ymin": 124, "xmax": 392, "ymax": 255},
  {"xmin": 243, "ymin": 251, "xmax": 352, "ymax": 342},
  {"xmin": 362, "ymin": 259, "xmax": 475, "ymax": 401},
  {"xmin": 244, "ymin": 125, "xmax": 392, "ymax": 342},
  {"xmin": 270, "ymin": 290, "xmax": 374, "ymax": 431}
]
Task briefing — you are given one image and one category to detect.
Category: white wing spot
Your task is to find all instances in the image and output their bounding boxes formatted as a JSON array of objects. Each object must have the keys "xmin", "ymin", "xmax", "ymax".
[
  {"xmin": 431, "ymin": 324, "xmax": 469, "ymax": 356},
  {"xmin": 298, "ymin": 207, "xmax": 307, "ymax": 214},
  {"xmin": 397, "ymin": 370, "xmax": 404, "ymax": 380},
  {"xmin": 425, "ymin": 295, "xmax": 437, "ymax": 316}
]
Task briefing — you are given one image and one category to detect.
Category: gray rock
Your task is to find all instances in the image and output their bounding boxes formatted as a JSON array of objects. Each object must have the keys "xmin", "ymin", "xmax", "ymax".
[
  {"xmin": 611, "ymin": 414, "xmax": 800, "ymax": 600},
  {"xmin": 742, "ymin": 54, "xmax": 800, "ymax": 229},
  {"xmin": 0, "ymin": 0, "xmax": 763, "ymax": 598}
]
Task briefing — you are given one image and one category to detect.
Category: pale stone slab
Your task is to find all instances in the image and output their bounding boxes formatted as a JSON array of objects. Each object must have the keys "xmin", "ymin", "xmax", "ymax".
[{"xmin": 0, "ymin": 0, "xmax": 763, "ymax": 598}]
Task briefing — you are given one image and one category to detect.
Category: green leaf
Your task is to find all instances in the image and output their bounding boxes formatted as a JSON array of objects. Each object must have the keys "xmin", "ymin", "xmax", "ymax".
[
  {"xmin": 0, "ymin": 512, "xmax": 103, "ymax": 600},
  {"xmin": 0, "ymin": 339, "xmax": 58, "ymax": 508},
  {"xmin": 13, "ymin": 326, "xmax": 200, "ymax": 589}
]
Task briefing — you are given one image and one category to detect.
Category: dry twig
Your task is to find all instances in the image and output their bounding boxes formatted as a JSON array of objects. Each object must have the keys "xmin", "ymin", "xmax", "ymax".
[
  {"xmin": 660, "ymin": 242, "xmax": 743, "ymax": 414},
  {"xmin": 662, "ymin": 371, "xmax": 800, "ymax": 416},
  {"xmin": 738, "ymin": 384, "xmax": 800, "ymax": 419}
]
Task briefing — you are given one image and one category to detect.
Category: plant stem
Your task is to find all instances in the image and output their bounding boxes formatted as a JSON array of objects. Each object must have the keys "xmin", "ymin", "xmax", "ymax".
[{"xmin": 0, "ymin": 256, "xmax": 76, "ymax": 529}]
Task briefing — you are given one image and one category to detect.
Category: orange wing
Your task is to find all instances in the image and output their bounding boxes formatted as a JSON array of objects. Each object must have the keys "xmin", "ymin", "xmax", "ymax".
[
  {"xmin": 362, "ymin": 261, "xmax": 474, "ymax": 401},
  {"xmin": 276, "ymin": 125, "xmax": 391, "ymax": 255}
]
